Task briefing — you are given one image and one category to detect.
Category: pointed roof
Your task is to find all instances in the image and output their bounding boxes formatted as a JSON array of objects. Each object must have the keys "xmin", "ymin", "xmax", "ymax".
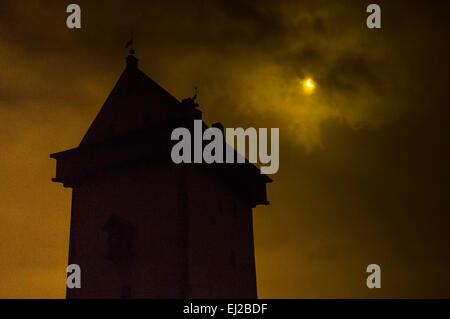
[
  {"xmin": 51, "ymin": 52, "xmax": 270, "ymax": 207},
  {"xmin": 81, "ymin": 52, "xmax": 200, "ymax": 146}
]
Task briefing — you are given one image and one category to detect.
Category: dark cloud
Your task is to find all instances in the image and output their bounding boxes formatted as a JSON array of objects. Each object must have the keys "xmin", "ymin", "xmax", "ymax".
[{"xmin": 324, "ymin": 53, "xmax": 383, "ymax": 92}]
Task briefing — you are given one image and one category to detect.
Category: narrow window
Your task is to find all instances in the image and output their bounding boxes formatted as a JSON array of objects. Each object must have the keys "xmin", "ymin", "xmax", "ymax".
[
  {"xmin": 231, "ymin": 250, "xmax": 237, "ymax": 271},
  {"xmin": 103, "ymin": 214, "xmax": 136, "ymax": 265}
]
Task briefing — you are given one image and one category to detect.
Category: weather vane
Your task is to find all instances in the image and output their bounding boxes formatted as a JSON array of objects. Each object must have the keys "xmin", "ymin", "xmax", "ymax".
[
  {"xmin": 125, "ymin": 32, "xmax": 135, "ymax": 54},
  {"xmin": 193, "ymin": 86, "xmax": 198, "ymax": 102}
]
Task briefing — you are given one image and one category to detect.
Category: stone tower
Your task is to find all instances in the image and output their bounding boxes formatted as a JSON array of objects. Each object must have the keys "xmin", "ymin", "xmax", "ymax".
[{"xmin": 50, "ymin": 51, "xmax": 271, "ymax": 298}]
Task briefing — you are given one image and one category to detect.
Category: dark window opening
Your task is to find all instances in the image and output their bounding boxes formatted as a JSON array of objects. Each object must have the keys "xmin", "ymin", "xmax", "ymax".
[
  {"xmin": 103, "ymin": 214, "xmax": 136, "ymax": 265},
  {"xmin": 231, "ymin": 250, "xmax": 237, "ymax": 271}
]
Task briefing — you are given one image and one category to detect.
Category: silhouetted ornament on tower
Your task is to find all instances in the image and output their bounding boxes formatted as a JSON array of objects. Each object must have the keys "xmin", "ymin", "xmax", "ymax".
[{"xmin": 50, "ymin": 50, "xmax": 271, "ymax": 298}]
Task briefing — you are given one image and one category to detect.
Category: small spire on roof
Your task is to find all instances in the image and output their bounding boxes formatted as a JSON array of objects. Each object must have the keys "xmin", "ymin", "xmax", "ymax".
[
  {"xmin": 192, "ymin": 87, "xmax": 198, "ymax": 102},
  {"xmin": 181, "ymin": 87, "xmax": 200, "ymax": 108},
  {"xmin": 125, "ymin": 34, "xmax": 138, "ymax": 69}
]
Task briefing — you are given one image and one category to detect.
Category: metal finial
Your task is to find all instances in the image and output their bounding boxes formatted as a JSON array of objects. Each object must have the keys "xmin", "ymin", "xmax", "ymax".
[{"xmin": 125, "ymin": 32, "xmax": 134, "ymax": 54}]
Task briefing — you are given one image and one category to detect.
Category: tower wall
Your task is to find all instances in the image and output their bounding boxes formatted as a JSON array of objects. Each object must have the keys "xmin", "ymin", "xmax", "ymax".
[
  {"xmin": 185, "ymin": 167, "xmax": 257, "ymax": 298},
  {"xmin": 66, "ymin": 163, "xmax": 257, "ymax": 298},
  {"xmin": 67, "ymin": 164, "xmax": 185, "ymax": 298}
]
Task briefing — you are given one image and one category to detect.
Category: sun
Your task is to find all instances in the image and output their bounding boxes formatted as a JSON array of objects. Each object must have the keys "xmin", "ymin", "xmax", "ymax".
[{"xmin": 301, "ymin": 77, "xmax": 316, "ymax": 94}]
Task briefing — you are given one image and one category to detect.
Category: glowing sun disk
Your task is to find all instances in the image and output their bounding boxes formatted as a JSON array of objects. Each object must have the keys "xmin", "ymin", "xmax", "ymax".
[{"xmin": 301, "ymin": 77, "xmax": 316, "ymax": 94}]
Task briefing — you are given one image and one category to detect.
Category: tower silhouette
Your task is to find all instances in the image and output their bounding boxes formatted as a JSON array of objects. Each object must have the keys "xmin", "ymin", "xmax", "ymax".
[{"xmin": 50, "ymin": 51, "xmax": 271, "ymax": 298}]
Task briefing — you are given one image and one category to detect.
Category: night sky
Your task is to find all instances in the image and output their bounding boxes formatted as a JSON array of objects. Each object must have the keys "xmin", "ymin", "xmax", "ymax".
[{"xmin": 0, "ymin": 0, "xmax": 449, "ymax": 298}]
